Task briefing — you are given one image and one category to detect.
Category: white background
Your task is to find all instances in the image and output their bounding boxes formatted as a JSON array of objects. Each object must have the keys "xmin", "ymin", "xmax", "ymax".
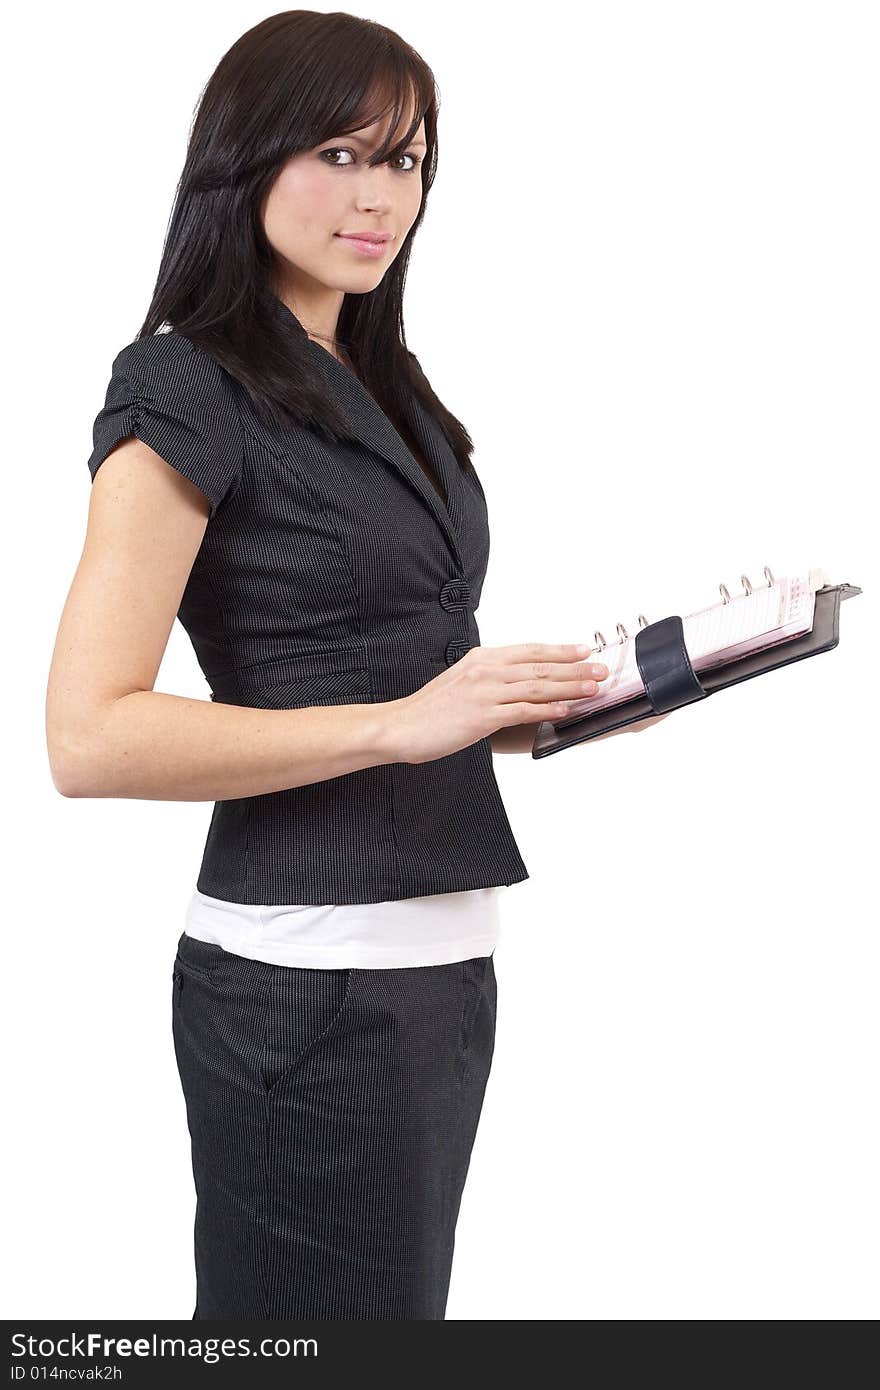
[{"xmin": 4, "ymin": 1, "xmax": 876, "ymax": 1319}]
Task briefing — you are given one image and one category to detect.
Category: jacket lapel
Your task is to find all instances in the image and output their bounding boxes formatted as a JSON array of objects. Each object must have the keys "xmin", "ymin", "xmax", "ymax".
[
  {"xmin": 403, "ymin": 390, "xmax": 464, "ymax": 536},
  {"xmin": 305, "ymin": 342, "xmax": 464, "ymax": 569},
  {"xmin": 268, "ymin": 296, "xmax": 464, "ymax": 566}
]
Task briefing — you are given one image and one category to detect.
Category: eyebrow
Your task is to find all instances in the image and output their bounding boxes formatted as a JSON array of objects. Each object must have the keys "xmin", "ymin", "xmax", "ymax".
[{"xmin": 341, "ymin": 131, "xmax": 427, "ymax": 149}]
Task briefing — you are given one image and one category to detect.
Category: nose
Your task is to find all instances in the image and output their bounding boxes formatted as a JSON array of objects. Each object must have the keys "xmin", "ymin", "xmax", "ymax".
[{"xmin": 354, "ymin": 165, "xmax": 395, "ymax": 215}]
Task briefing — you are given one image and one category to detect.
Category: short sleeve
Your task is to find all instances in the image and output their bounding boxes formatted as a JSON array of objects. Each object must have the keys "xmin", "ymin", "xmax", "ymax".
[{"xmin": 86, "ymin": 333, "xmax": 244, "ymax": 519}]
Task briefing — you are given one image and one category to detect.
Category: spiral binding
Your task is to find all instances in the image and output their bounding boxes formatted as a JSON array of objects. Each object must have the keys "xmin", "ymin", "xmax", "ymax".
[{"xmin": 591, "ymin": 565, "xmax": 777, "ymax": 652}]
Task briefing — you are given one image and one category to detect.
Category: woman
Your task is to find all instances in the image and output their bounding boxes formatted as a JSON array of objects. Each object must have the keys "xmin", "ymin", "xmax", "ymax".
[{"xmin": 46, "ymin": 12, "xmax": 649, "ymax": 1320}]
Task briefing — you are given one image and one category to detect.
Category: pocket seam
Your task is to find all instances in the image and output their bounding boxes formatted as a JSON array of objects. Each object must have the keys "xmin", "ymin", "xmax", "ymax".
[
  {"xmin": 251, "ymin": 669, "xmax": 371, "ymax": 706},
  {"xmin": 173, "ymin": 953, "xmax": 217, "ymax": 985},
  {"xmin": 214, "ymin": 666, "xmax": 372, "ymax": 707},
  {"xmin": 261, "ymin": 967, "xmax": 356, "ymax": 1099},
  {"xmin": 174, "ymin": 934, "xmax": 229, "ymax": 985},
  {"xmin": 207, "ymin": 649, "xmax": 367, "ymax": 679}
]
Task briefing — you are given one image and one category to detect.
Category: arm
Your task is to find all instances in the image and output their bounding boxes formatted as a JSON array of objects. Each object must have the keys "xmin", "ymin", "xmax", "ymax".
[{"xmin": 46, "ymin": 439, "xmax": 399, "ymax": 800}]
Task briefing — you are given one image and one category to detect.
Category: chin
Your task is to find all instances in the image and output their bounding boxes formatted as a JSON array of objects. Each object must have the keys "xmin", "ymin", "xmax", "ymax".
[{"xmin": 333, "ymin": 271, "xmax": 388, "ymax": 293}]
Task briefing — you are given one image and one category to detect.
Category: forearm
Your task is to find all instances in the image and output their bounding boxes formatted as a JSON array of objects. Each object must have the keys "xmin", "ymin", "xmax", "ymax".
[{"xmin": 54, "ymin": 690, "xmax": 402, "ymax": 801}]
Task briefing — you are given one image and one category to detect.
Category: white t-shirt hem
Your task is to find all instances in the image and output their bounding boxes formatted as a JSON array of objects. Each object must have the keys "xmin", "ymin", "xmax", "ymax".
[
  {"xmin": 184, "ymin": 927, "xmax": 499, "ymax": 970},
  {"xmin": 183, "ymin": 885, "xmax": 503, "ymax": 970}
]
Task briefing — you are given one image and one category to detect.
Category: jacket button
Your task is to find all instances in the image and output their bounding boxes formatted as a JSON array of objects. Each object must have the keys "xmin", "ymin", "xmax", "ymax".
[
  {"xmin": 445, "ymin": 639, "xmax": 471, "ymax": 666},
  {"xmin": 439, "ymin": 578, "xmax": 470, "ymax": 612}
]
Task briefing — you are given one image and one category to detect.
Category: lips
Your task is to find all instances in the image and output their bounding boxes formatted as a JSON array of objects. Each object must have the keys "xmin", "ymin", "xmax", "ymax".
[
  {"xmin": 335, "ymin": 233, "xmax": 391, "ymax": 258},
  {"xmin": 336, "ymin": 231, "xmax": 392, "ymax": 243}
]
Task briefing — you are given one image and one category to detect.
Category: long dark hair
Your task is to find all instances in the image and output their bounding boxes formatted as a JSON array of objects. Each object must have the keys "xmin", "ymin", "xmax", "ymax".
[{"xmin": 137, "ymin": 9, "xmax": 475, "ymax": 470}]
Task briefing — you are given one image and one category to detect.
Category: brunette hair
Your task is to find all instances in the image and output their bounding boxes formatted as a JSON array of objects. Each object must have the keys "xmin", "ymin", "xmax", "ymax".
[{"xmin": 137, "ymin": 9, "xmax": 475, "ymax": 470}]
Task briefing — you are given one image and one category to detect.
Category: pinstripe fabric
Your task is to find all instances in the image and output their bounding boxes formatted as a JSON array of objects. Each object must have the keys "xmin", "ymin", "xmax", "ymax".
[
  {"xmin": 171, "ymin": 930, "xmax": 497, "ymax": 1319},
  {"xmin": 87, "ymin": 305, "xmax": 529, "ymax": 905}
]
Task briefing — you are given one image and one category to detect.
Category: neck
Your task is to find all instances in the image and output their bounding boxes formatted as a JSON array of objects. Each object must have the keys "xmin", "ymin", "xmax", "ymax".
[{"xmin": 273, "ymin": 278, "xmax": 345, "ymax": 353}]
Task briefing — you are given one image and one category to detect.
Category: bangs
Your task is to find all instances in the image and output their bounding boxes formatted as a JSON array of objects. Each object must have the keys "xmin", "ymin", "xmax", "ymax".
[{"xmin": 308, "ymin": 52, "xmax": 433, "ymax": 165}]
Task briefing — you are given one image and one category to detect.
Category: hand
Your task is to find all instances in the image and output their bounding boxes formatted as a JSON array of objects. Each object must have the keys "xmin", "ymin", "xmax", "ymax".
[
  {"xmin": 389, "ymin": 643, "xmax": 610, "ymax": 765},
  {"xmin": 588, "ymin": 711, "xmax": 670, "ymax": 743}
]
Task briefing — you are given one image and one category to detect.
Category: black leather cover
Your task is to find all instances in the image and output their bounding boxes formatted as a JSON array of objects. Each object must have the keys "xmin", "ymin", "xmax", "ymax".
[
  {"xmin": 634, "ymin": 613, "xmax": 708, "ymax": 714},
  {"xmin": 531, "ymin": 582, "xmax": 862, "ymax": 759}
]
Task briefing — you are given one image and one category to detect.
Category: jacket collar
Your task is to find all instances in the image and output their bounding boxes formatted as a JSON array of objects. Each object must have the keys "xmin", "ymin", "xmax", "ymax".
[{"xmin": 270, "ymin": 297, "xmax": 464, "ymax": 568}]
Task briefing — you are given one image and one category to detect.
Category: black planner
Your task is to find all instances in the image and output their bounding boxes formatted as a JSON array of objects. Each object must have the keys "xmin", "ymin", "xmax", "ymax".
[{"xmin": 532, "ymin": 578, "xmax": 862, "ymax": 759}]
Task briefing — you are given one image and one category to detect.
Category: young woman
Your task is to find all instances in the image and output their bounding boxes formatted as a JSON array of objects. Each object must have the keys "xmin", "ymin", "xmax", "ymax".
[{"xmin": 46, "ymin": 12, "xmax": 654, "ymax": 1319}]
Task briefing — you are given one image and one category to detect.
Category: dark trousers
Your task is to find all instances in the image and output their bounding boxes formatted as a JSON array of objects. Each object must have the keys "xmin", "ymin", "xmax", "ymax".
[{"xmin": 171, "ymin": 931, "xmax": 497, "ymax": 1319}]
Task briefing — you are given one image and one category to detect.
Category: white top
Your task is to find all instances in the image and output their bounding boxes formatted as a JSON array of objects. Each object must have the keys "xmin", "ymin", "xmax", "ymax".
[{"xmin": 184, "ymin": 885, "xmax": 503, "ymax": 969}]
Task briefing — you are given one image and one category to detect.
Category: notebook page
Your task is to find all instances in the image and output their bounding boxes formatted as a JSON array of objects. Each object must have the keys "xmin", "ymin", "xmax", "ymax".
[{"xmin": 554, "ymin": 572, "xmax": 818, "ymax": 724}]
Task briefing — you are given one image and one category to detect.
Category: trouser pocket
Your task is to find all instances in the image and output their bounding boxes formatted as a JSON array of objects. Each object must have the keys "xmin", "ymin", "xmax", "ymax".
[
  {"xmin": 260, "ymin": 966, "xmax": 354, "ymax": 1099},
  {"xmin": 173, "ymin": 932, "xmax": 229, "ymax": 985}
]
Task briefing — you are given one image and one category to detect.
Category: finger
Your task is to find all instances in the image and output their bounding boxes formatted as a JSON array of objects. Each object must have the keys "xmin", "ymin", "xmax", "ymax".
[
  {"xmin": 495, "ymin": 699, "xmax": 588, "ymax": 726},
  {"xmin": 501, "ymin": 659, "xmax": 609, "ymax": 683},
  {"xmin": 494, "ymin": 642, "xmax": 599, "ymax": 665},
  {"xmin": 502, "ymin": 675, "xmax": 603, "ymax": 703}
]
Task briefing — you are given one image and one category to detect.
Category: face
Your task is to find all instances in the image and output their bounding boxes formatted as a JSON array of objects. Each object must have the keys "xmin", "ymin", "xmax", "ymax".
[{"xmin": 262, "ymin": 105, "xmax": 427, "ymax": 327}]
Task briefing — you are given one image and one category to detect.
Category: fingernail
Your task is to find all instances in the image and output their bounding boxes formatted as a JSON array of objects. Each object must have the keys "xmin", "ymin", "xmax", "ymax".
[{"xmin": 576, "ymin": 643, "xmax": 591, "ymax": 654}]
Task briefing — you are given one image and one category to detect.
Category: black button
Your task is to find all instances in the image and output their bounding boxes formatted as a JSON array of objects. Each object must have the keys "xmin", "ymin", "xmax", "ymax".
[
  {"xmin": 439, "ymin": 578, "xmax": 470, "ymax": 612},
  {"xmin": 445, "ymin": 640, "xmax": 471, "ymax": 666}
]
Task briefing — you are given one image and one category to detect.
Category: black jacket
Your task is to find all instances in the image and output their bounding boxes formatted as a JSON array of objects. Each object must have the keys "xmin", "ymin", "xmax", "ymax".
[{"xmin": 86, "ymin": 302, "xmax": 529, "ymax": 903}]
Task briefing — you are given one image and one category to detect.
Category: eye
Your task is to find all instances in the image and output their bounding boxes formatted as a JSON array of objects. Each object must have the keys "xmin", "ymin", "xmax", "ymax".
[
  {"xmin": 319, "ymin": 147, "xmax": 423, "ymax": 173},
  {"xmin": 320, "ymin": 147, "xmax": 356, "ymax": 167},
  {"xmin": 390, "ymin": 152, "xmax": 423, "ymax": 173}
]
